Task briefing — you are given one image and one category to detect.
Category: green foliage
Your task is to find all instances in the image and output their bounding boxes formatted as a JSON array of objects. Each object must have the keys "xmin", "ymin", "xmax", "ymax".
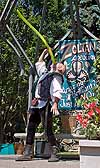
[
  {"xmin": 94, "ymin": 53, "xmax": 100, "ymax": 73},
  {"xmin": 0, "ymin": 0, "xmax": 100, "ymax": 142},
  {"xmin": 0, "ymin": 37, "xmax": 28, "ymax": 136},
  {"xmin": 52, "ymin": 117, "xmax": 61, "ymax": 134},
  {"xmin": 36, "ymin": 116, "xmax": 61, "ymax": 134},
  {"xmin": 79, "ymin": 0, "xmax": 100, "ymax": 37},
  {"xmin": 61, "ymin": 0, "xmax": 100, "ymax": 38},
  {"xmin": 93, "ymin": 43, "xmax": 100, "ymax": 104},
  {"xmin": 85, "ymin": 123, "xmax": 100, "ymax": 140},
  {"xmin": 0, "ymin": 0, "xmax": 67, "ymax": 141}
]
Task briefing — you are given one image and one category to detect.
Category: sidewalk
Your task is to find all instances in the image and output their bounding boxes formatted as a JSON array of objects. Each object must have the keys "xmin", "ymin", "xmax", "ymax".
[{"xmin": 0, "ymin": 155, "xmax": 80, "ymax": 168}]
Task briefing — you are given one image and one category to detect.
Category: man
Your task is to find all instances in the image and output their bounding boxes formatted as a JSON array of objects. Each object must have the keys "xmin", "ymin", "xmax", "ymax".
[{"xmin": 16, "ymin": 49, "xmax": 66, "ymax": 162}]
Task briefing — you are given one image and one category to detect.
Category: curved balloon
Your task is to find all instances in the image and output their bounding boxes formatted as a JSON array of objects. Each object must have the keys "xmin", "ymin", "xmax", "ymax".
[{"xmin": 17, "ymin": 9, "xmax": 56, "ymax": 64}]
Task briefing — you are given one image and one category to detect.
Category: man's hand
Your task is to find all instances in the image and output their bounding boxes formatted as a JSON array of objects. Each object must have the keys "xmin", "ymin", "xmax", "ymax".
[
  {"xmin": 51, "ymin": 102, "xmax": 59, "ymax": 116},
  {"xmin": 38, "ymin": 49, "xmax": 48, "ymax": 62}
]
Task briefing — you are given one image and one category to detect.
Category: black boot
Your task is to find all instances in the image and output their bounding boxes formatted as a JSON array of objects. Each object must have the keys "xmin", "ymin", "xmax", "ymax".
[
  {"xmin": 16, "ymin": 144, "xmax": 33, "ymax": 161},
  {"xmin": 48, "ymin": 146, "xmax": 59, "ymax": 162}
]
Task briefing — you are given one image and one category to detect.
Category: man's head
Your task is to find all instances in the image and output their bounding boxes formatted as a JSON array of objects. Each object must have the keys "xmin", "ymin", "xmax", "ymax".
[{"xmin": 56, "ymin": 62, "xmax": 66, "ymax": 74}]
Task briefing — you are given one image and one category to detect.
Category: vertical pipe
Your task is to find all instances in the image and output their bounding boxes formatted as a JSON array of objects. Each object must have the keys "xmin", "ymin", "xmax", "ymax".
[
  {"xmin": 69, "ymin": 0, "xmax": 76, "ymax": 39},
  {"xmin": 74, "ymin": 0, "xmax": 82, "ymax": 39},
  {"xmin": 28, "ymin": 67, "xmax": 33, "ymax": 112},
  {"xmin": 26, "ymin": 67, "xmax": 33, "ymax": 130}
]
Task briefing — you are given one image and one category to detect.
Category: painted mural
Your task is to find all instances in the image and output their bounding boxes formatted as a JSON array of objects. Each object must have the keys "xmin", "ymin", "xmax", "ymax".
[{"xmin": 58, "ymin": 39, "xmax": 96, "ymax": 110}]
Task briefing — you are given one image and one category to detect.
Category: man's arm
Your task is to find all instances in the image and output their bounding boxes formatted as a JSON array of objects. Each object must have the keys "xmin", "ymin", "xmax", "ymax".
[
  {"xmin": 38, "ymin": 49, "xmax": 48, "ymax": 62},
  {"xmin": 51, "ymin": 97, "xmax": 60, "ymax": 116},
  {"xmin": 50, "ymin": 76, "xmax": 62, "ymax": 116},
  {"xmin": 35, "ymin": 49, "xmax": 48, "ymax": 77}
]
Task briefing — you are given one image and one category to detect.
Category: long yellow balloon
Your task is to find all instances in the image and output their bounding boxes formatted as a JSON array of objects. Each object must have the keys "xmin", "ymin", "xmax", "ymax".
[{"xmin": 17, "ymin": 9, "xmax": 56, "ymax": 64}]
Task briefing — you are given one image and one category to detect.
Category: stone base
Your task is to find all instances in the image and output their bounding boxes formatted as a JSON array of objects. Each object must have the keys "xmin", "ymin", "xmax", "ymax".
[{"xmin": 80, "ymin": 140, "xmax": 100, "ymax": 168}]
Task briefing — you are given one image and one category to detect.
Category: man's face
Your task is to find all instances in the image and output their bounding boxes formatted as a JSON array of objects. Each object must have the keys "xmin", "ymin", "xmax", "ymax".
[{"xmin": 56, "ymin": 63, "xmax": 66, "ymax": 74}]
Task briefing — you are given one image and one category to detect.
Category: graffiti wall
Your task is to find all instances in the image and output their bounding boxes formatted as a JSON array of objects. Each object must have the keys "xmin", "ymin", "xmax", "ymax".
[{"xmin": 58, "ymin": 39, "xmax": 96, "ymax": 110}]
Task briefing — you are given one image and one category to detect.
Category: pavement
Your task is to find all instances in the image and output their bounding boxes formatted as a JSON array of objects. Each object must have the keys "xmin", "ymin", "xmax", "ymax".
[{"xmin": 0, "ymin": 155, "xmax": 80, "ymax": 168}]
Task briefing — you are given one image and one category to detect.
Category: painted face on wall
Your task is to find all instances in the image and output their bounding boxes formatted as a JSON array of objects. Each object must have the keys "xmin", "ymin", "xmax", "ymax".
[{"xmin": 72, "ymin": 61, "xmax": 82, "ymax": 75}]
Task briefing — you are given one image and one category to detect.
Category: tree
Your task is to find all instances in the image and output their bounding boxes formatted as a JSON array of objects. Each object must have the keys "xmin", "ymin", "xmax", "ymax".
[
  {"xmin": 0, "ymin": 0, "xmax": 32, "ymax": 143},
  {"xmin": 0, "ymin": 38, "xmax": 28, "ymax": 143},
  {"xmin": 79, "ymin": 0, "xmax": 100, "ymax": 37},
  {"xmin": 0, "ymin": 0, "xmax": 100, "ymax": 143},
  {"xmin": 0, "ymin": 0, "xmax": 69, "ymax": 143}
]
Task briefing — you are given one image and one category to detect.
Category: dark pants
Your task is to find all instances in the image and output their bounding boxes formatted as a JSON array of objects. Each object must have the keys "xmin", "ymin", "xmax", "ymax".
[{"xmin": 26, "ymin": 103, "xmax": 57, "ymax": 146}]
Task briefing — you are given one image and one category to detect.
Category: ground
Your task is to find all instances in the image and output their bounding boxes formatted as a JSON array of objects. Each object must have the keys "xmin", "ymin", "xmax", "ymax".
[{"xmin": 0, "ymin": 155, "xmax": 80, "ymax": 168}]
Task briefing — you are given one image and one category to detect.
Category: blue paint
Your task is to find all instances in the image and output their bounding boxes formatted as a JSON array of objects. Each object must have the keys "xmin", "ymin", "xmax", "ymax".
[
  {"xmin": 58, "ymin": 39, "xmax": 97, "ymax": 110},
  {"xmin": 0, "ymin": 144, "xmax": 15, "ymax": 155}
]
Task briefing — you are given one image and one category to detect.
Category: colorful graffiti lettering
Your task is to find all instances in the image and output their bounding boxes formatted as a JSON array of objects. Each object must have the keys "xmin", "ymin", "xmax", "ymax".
[{"xmin": 58, "ymin": 39, "xmax": 97, "ymax": 110}]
